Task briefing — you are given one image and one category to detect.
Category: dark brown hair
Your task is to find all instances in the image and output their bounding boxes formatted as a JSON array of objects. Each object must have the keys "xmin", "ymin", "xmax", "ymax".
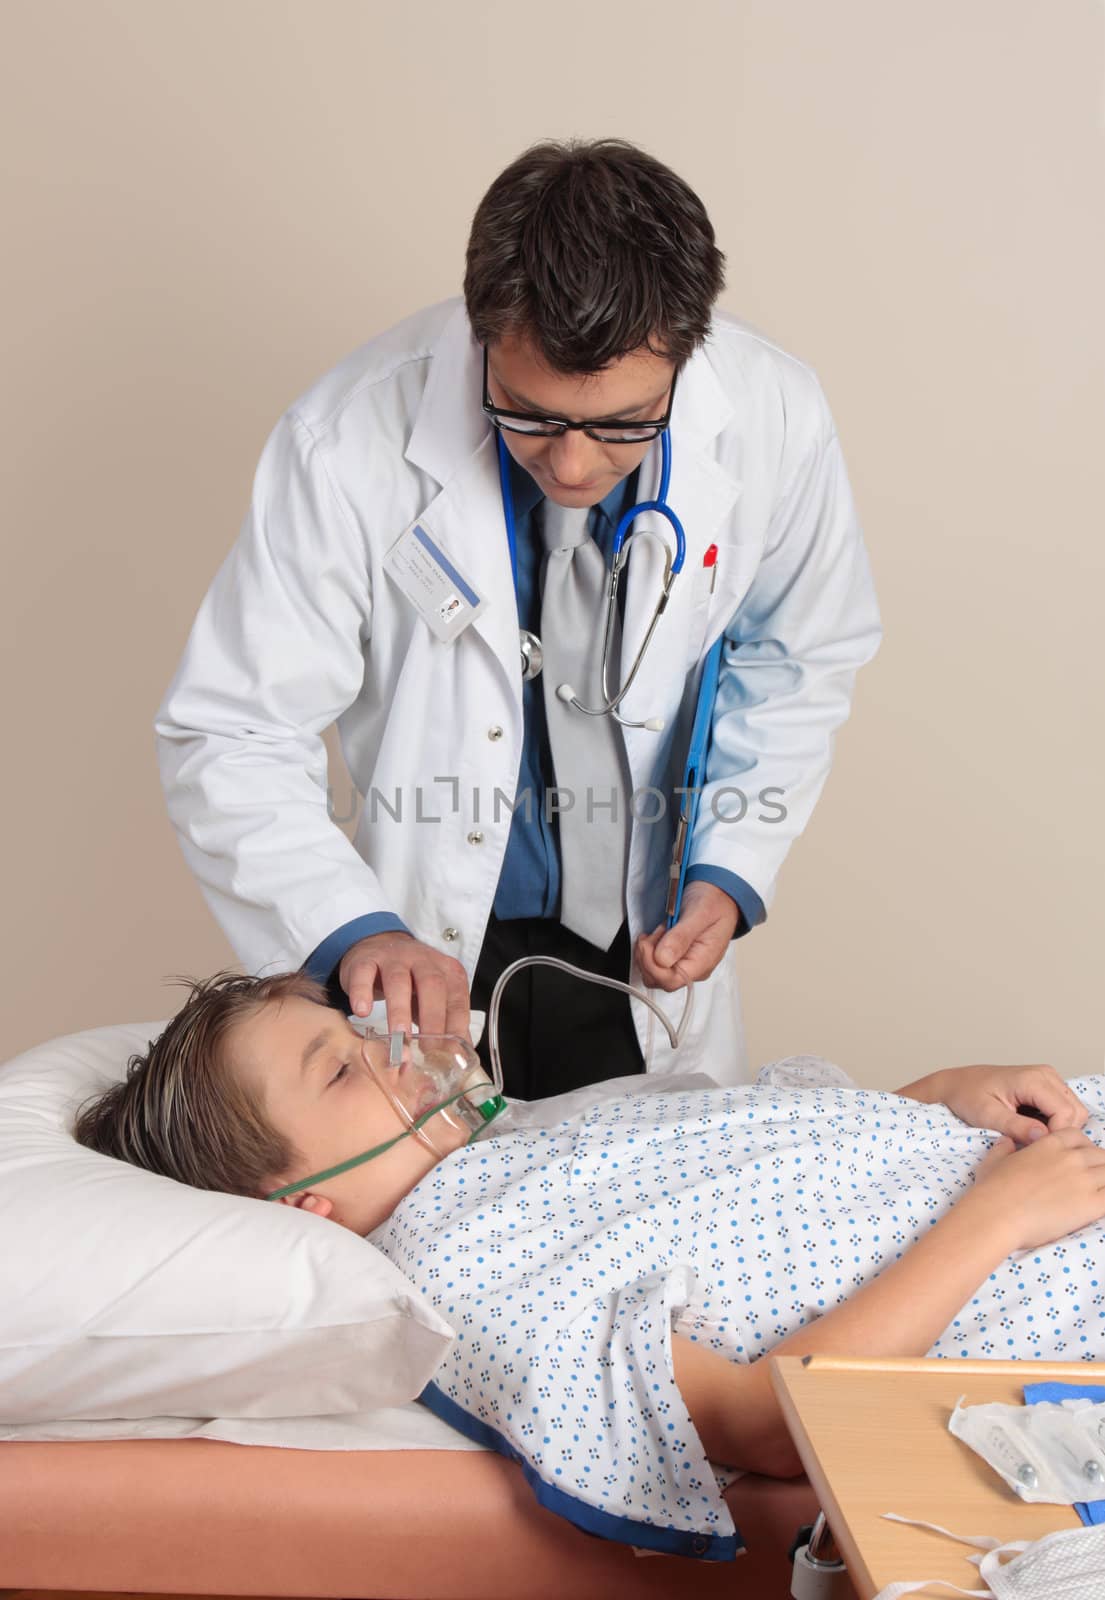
[
  {"xmin": 73, "ymin": 969, "xmax": 333, "ymax": 1198},
  {"xmin": 464, "ymin": 138, "xmax": 726, "ymax": 374}
]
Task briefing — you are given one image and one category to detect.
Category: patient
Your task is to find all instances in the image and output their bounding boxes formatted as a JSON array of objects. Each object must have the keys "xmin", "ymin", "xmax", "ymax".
[{"xmin": 75, "ymin": 969, "xmax": 1105, "ymax": 1551}]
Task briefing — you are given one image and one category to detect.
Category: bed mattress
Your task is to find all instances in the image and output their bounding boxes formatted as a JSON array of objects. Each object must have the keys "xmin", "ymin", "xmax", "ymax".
[{"xmin": 0, "ymin": 1435, "xmax": 818, "ymax": 1598}]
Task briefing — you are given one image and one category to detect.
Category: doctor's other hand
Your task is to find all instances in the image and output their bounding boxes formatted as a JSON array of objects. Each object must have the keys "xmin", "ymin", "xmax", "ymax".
[
  {"xmin": 635, "ymin": 881, "xmax": 739, "ymax": 993},
  {"xmin": 896, "ymin": 1063, "xmax": 1088, "ymax": 1146},
  {"xmin": 338, "ymin": 931, "xmax": 470, "ymax": 1039}
]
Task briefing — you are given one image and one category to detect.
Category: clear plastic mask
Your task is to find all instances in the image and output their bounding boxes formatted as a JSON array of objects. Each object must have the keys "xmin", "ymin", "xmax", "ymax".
[
  {"xmin": 367, "ymin": 1029, "xmax": 505, "ymax": 1159},
  {"xmin": 265, "ymin": 1028, "xmax": 505, "ymax": 1201}
]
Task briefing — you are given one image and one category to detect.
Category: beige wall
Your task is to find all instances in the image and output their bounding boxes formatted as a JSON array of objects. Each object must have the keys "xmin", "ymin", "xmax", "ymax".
[{"xmin": 1, "ymin": 0, "xmax": 1102, "ymax": 1083}]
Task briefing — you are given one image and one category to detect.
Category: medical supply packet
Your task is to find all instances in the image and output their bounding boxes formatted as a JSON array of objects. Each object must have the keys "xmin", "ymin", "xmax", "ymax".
[{"xmin": 950, "ymin": 1396, "xmax": 1105, "ymax": 1504}]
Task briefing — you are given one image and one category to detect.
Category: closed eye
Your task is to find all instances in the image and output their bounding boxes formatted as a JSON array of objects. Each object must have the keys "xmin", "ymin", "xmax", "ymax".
[{"xmin": 329, "ymin": 1061, "xmax": 350, "ymax": 1086}]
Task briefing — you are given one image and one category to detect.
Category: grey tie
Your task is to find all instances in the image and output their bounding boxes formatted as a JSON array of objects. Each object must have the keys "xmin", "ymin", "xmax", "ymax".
[{"xmin": 539, "ymin": 499, "xmax": 629, "ymax": 950}]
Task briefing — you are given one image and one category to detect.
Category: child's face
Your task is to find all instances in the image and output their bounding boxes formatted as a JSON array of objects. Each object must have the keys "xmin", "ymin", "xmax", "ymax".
[{"xmin": 230, "ymin": 996, "xmax": 468, "ymax": 1234}]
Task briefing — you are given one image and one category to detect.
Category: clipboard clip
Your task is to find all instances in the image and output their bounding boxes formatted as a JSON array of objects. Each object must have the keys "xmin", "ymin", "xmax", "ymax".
[{"xmin": 665, "ymin": 810, "xmax": 691, "ymax": 924}]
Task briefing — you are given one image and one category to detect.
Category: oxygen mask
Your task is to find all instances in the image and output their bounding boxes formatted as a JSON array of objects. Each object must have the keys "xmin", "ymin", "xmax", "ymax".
[
  {"xmin": 362, "ymin": 1027, "xmax": 506, "ymax": 1160},
  {"xmin": 264, "ymin": 1023, "xmax": 505, "ymax": 1201}
]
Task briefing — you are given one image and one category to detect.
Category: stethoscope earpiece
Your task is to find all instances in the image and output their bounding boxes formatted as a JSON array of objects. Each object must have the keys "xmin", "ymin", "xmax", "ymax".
[{"xmin": 553, "ymin": 680, "xmax": 664, "ymax": 733}]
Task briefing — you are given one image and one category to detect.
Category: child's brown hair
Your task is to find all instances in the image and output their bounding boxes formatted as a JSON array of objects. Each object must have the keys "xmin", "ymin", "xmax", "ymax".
[{"xmin": 73, "ymin": 968, "xmax": 332, "ymax": 1197}]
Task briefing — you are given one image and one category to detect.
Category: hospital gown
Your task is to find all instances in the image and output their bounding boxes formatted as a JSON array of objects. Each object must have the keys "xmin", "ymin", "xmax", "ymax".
[{"xmin": 369, "ymin": 1063, "xmax": 1105, "ymax": 1560}]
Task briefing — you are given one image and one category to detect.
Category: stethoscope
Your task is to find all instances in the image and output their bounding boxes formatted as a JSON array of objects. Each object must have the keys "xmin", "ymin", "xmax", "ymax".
[{"xmin": 496, "ymin": 429, "xmax": 687, "ymax": 733}]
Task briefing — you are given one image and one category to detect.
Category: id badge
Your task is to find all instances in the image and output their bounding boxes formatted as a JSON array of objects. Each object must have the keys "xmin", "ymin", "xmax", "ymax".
[{"xmin": 383, "ymin": 523, "xmax": 486, "ymax": 643}]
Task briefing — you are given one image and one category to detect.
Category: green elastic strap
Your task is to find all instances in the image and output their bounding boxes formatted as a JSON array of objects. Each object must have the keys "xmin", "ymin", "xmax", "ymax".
[{"xmin": 265, "ymin": 1085, "xmax": 499, "ymax": 1201}]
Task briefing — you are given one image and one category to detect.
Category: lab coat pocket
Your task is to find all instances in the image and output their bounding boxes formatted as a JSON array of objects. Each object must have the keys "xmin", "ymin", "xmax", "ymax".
[{"xmin": 682, "ymin": 563, "xmax": 715, "ymax": 671}]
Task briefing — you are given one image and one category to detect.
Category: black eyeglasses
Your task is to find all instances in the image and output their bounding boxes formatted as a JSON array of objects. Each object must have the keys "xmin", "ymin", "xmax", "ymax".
[{"xmin": 482, "ymin": 347, "xmax": 677, "ymax": 444}]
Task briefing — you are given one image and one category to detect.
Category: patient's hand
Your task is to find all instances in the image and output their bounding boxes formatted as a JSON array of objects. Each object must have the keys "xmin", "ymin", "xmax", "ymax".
[
  {"xmin": 967, "ymin": 1127, "xmax": 1105, "ymax": 1252},
  {"xmin": 897, "ymin": 1063, "xmax": 1088, "ymax": 1145}
]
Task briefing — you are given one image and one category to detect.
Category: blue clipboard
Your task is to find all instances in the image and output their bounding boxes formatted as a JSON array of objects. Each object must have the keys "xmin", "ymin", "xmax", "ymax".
[{"xmin": 665, "ymin": 633, "xmax": 724, "ymax": 929}]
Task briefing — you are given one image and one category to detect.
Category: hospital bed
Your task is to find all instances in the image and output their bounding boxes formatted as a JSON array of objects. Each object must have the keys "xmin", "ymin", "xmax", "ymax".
[
  {"xmin": 0, "ymin": 1017, "xmax": 825, "ymax": 1600},
  {"xmin": 0, "ymin": 1435, "xmax": 820, "ymax": 1598}
]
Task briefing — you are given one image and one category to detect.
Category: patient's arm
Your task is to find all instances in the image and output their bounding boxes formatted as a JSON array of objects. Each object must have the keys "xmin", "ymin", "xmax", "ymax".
[
  {"xmin": 895, "ymin": 1062, "xmax": 1088, "ymax": 1144},
  {"xmin": 672, "ymin": 1127, "xmax": 1105, "ymax": 1478}
]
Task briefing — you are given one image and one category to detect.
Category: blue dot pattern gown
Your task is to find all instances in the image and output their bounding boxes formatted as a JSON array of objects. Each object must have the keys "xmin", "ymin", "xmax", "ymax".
[{"xmin": 368, "ymin": 1060, "xmax": 1105, "ymax": 1560}]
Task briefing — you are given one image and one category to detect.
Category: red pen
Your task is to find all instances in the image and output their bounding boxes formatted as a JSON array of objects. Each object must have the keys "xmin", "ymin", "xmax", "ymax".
[{"xmin": 703, "ymin": 542, "xmax": 718, "ymax": 594}]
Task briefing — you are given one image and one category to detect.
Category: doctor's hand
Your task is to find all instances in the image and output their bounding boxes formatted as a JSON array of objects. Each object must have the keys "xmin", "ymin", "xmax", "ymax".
[
  {"xmin": 635, "ymin": 881, "xmax": 739, "ymax": 993},
  {"xmin": 896, "ymin": 1063, "xmax": 1089, "ymax": 1146},
  {"xmin": 338, "ymin": 932, "xmax": 470, "ymax": 1039}
]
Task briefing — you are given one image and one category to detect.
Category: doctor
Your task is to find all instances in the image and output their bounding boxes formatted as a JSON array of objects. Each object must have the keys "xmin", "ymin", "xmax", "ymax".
[{"xmin": 155, "ymin": 139, "xmax": 881, "ymax": 1095}]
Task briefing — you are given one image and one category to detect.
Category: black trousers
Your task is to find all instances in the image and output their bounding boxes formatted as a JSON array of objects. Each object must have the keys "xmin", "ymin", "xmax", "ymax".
[{"xmin": 471, "ymin": 912, "xmax": 644, "ymax": 1100}]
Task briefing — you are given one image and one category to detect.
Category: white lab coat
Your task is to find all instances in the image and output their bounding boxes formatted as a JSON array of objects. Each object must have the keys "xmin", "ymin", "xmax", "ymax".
[{"xmin": 155, "ymin": 298, "xmax": 881, "ymax": 1084}]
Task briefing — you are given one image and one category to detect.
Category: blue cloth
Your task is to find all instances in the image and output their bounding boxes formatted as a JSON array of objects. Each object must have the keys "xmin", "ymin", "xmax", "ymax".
[
  {"xmin": 1024, "ymin": 1381, "xmax": 1105, "ymax": 1525},
  {"xmin": 304, "ymin": 454, "xmax": 765, "ymax": 988}
]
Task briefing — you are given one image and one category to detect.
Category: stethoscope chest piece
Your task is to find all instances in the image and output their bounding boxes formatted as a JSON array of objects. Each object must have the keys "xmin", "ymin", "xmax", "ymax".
[{"xmin": 519, "ymin": 629, "xmax": 543, "ymax": 682}]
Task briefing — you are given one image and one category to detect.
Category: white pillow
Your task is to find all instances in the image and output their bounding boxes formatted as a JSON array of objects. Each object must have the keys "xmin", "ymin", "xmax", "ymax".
[{"xmin": 0, "ymin": 1019, "xmax": 455, "ymax": 1424}]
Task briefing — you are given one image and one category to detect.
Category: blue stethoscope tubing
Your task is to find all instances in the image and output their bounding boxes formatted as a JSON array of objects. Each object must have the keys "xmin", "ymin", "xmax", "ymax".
[{"xmin": 496, "ymin": 429, "xmax": 687, "ymax": 722}]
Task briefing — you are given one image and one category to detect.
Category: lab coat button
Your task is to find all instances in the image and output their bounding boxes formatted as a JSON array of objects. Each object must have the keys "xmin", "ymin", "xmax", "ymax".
[
  {"xmin": 442, "ymin": 926, "xmax": 459, "ymax": 942},
  {"xmin": 487, "ymin": 725, "xmax": 504, "ymax": 740},
  {"xmin": 467, "ymin": 830, "xmax": 484, "ymax": 845}
]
